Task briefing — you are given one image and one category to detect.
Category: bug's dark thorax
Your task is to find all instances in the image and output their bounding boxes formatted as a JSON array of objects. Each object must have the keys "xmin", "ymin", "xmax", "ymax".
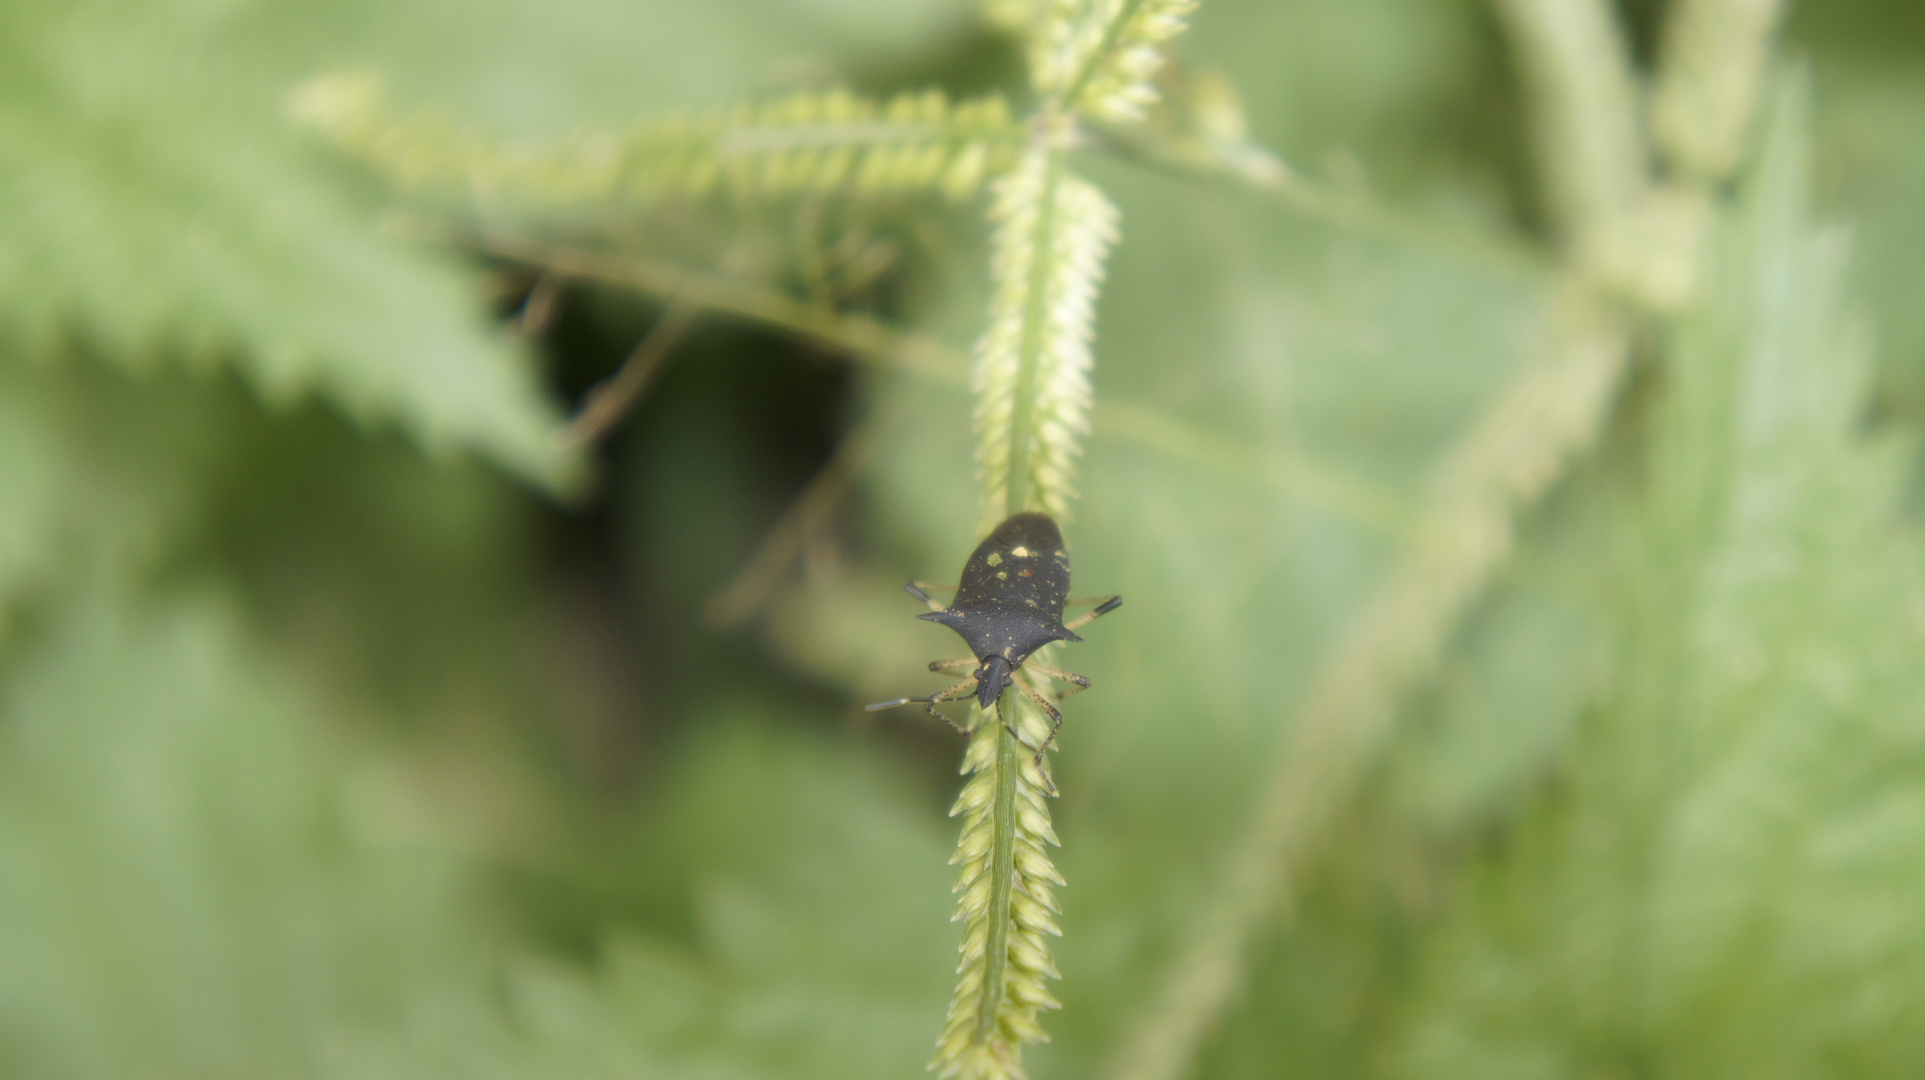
[{"xmin": 921, "ymin": 512, "xmax": 1080, "ymax": 672}]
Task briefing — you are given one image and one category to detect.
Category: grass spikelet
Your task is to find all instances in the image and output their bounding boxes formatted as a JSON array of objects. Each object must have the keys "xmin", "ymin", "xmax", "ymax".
[
  {"xmin": 931, "ymin": 695, "xmax": 1065, "ymax": 1080},
  {"xmin": 292, "ymin": 73, "xmax": 1023, "ymax": 210},
  {"xmin": 1073, "ymin": 0, "xmax": 1201, "ymax": 121},
  {"xmin": 1030, "ymin": 0, "xmax": 1200, "ymax": 120},
  {"xmin": 973, "ymin": 149, "xmax": 1120, "ymax": 533}
]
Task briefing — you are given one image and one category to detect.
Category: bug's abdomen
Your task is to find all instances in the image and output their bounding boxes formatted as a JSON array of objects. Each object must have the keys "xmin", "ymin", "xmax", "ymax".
[
  {"xmin": 922, "ymin": 512, "xmax": 1079, "ymax": 665},
  {"xmin": 952, "ymin": 512, "xmax": 1072, "ymax": 619}
]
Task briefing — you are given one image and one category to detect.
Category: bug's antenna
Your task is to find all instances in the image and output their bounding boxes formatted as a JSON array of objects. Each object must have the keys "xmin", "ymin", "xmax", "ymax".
[
  {"xmin": 868, "ymin": 679, "xmax": 979, "ymax": 734},
  {"xmin": 1064, "ymin": 594, "xmax": 1123, "ymax": 631},
  {"xmin": 903, "ymin": 581, "xmax": 946, "ymax": 613}
]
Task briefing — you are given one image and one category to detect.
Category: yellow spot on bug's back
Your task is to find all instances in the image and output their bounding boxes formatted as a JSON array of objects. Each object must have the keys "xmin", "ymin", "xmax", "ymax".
[
  {"xmin": 986, "ymin": 552, "xmax": 1003, "ymax": 567},
  {"xmin": 1011, "ymin": 546, "xmax": 1031, "ymax": 557},
  {"xmin": 997, "ymin": 571, "xmax": 1008, "ymax": 580},
  {"xmin": 1055, "ymin": 550, "xmax": 1065, "ymax": 557}
]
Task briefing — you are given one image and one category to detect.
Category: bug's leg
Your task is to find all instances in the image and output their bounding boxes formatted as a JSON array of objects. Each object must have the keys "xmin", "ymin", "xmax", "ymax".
[
  {"xmin": 1011, "ymin": 674, "xmax": 1065, "ymax": 759},
  {"xmin": 912, "ymin": 581, "xmax": 960, "ymax": 594},
  {"xmin": 902, "ymin": 581, "xmax": 948, "ymax": 612},
  {"xmin": 1063, "ymin": 595, "xmax": 1122, "ymax": 632},
  {"xmin": 920, "ymin": 679, "xmax": 982, "ymax": 733},
  {"xmin": 990, "ymin": 718, "xmax": 1056, "ymax": 795},
  {"xmin": 977, "ymin": 713, "xmax": 1057, "ymax": 796},
  {"xmin": 921, "ymin": 675, "xmax": 1051, "ymax": 782},
  {"xmin": 928, "ymin": 657, "xmax": 978, "ymax": 675},
  {"xmin": 866, "ymin": 678, "xmax": 979, "ymax": 735},
  {"xmin": 1026, "ymin": 662, "xmax": 1091, "ymax": 701}
]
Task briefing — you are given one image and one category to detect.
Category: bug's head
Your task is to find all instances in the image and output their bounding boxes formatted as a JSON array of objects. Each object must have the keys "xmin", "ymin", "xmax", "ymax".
[{"xmin": 974, "ymin": 655, "xmax": 1014, "ymax": 712}]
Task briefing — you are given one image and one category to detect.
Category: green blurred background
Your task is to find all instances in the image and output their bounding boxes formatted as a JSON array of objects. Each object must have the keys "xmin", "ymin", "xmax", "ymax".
[{"xmin": 6, "ymin": 0, "xmax": 1925, "ymax": 1077}]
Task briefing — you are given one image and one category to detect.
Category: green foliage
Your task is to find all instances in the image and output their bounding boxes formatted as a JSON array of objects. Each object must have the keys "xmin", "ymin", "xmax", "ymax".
[
  {"xmin": 0, "ymin": 361, "xmax": 226, "ymax": 614},
  {"xmin": 7, "ymin": 2, "xmax": 1925, "ymax": 1080},
  {"xmin": 299, "ymin": 76, "xmax": 1026, "ymax": 209},
  {"xmin": 1400, "ymin": 77, "xmax": 1925, "ymax": 1079},
  {"xmin": 0, "ymin": 0, "xmax": 578, "ymax": 488},
  {"xmin": 0, "ymin": 588, "xmax": 479, "ymax": 1079}
]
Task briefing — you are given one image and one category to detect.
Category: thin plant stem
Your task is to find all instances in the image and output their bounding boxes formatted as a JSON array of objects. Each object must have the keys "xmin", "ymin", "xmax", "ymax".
[
  {"xmin": 427, "ymin": 219, "xmax": 1416, "ymax": 542},
  {"xmin": 1083, "ymin": 122, "xmax": 1551, "ymax": 277},
  {"xmin": 566, "ymin": 292, "xmax": 700, "ymax": 445},
  {"xmin": 388, "ymin": 216, "xmax": 970, "ymax": 384},
  {"xmin": 1003, "ymin": 149, "xmax": 1065, "ymax": 519},
  {"xmin": 703, "ymin": 418, "xmax": 882, "ymax": 628},
  {"xmin": 1102, "ymin": 300, "xmax": 1632, "ymax": 1080},
  {"xmin": 979, "ymin": 709, "xmax": 1024, "ymax": 1041},
  {"xmin": 513, "ymin": 270, "xmax": 565, "ymax": 336}
]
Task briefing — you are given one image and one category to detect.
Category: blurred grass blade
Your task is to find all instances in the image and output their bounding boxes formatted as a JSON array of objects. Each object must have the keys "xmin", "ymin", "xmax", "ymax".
[
  {"xmin": 1652, "ymin": 0, "xmax": 1787, "ymax": 183},
  {"xmin": 1492, "ymin": 0, "xmax": 1701, "ymax": 307},
  {"xmin": 1101, "ymin": 296, "xmax": 1630, "ymax": 1080},
  {"xmin": 1400, "ymin": 70, "xmax": 1925, "ymax": 1076}
]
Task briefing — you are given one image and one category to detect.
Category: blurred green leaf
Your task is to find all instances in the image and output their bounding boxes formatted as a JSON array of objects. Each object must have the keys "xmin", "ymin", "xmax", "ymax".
[
  {"xmin": 1397, "ymin": 76, "xmax": 1925, "ymax": 1078},
  {"xmin": 0, "ymin": 359, "xmax": 228, "ymax": 615},
  {"xmin": 1808, "ymin": 68, "xmax": 1925, "ymax": 422},
  {"xmin": 344, "ymin": 718, "xmax": 962, "ymax": 1080},
  {"xmin": 0, "ymin": 0, "xmax": 579, "ymax": 486},
  {"xmin": 0, "ymin": 0, "xmax": 996, "ymax": 489},
  {"xmin": 0, "ymin": 588, "xmax": 480, "ymax": 1079}
]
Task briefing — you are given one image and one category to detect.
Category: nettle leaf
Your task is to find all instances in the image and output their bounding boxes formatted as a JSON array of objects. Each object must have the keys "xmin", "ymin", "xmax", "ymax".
[
  {"xmin": 333, "ymin": 720, "xmax": 960, "ymax": 1080},
  {"xmin": 1397, "ymin": 76, "xmax": 1925, "ymax": 1078},
  {"xmin": 0, "ymin": 359, "xmax": 231, "ymax": 616},
  {"xmin": 0, "ymin": 590, "xmax": 481, "ymax": 1080},
  {"xmin": 0, "ymin": 0, "xmax": 575, "ymax": 488}
]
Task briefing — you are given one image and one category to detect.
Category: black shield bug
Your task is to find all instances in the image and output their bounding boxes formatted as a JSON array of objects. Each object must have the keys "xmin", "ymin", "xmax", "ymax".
[{"xmin": 867, "ymin": 512, "xmax": 1121, "ymax": 776}]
